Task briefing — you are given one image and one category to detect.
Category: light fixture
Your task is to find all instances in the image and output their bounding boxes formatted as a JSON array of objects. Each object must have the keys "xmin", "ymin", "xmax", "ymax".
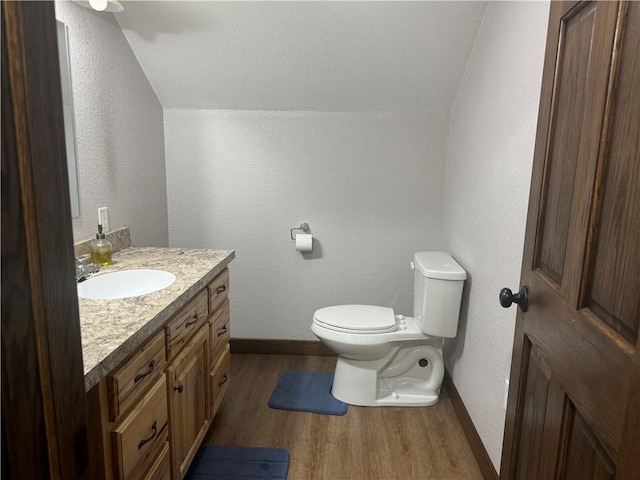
[{"xmin": 72, "ymin": 0, "xmax": 124, "ymax": 13}]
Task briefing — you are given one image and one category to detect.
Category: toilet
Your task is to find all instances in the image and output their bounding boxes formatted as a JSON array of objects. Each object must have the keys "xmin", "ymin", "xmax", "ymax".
[{"xmin": 311, "ymin": 251, "xmax": 466, "ymax": 407}]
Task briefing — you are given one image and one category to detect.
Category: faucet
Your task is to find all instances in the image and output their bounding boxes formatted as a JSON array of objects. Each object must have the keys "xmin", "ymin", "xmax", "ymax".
[{"xmin": 76, "ymin": 255, "xmax": 100, "ymax": 283}]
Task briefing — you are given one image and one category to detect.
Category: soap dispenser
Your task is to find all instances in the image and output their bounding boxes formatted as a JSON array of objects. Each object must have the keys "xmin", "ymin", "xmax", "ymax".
[{"xmin": 90, "ymin": 224, "xmax": 112, "ymax": 267}]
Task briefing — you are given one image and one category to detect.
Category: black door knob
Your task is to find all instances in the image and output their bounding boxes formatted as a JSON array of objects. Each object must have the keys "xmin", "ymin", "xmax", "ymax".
[{"xmin": 499, "ymin": 286, "xmax": 528, "ymax": 312}]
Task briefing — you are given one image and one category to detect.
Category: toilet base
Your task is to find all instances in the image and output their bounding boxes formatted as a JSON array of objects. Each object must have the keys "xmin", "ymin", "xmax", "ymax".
[{"xmin": 331, "ymin": 343, "xmax": 445, "ymax": 407}]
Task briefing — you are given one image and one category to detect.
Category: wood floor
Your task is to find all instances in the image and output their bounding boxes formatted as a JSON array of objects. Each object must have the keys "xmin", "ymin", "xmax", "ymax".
[{"xmin": 204, "ymin": 354, "xmax": 483, "ymax": 480}]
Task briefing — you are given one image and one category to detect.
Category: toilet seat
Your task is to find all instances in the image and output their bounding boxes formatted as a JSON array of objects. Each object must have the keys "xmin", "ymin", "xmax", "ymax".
[{"xmin": 313, "ymin": 305, "xmax": 397, "ymax": 334}]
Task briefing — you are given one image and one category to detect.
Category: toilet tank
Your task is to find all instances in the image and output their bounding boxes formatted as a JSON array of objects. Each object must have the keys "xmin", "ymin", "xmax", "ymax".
[{"xmin": 412, "ymin": 252, "xmax": 466, "ymax": 338}]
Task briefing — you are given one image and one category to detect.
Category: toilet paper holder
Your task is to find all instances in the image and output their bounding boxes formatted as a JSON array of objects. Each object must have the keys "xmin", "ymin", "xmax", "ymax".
[{"xmin": 290, "ymin": 223, "xmax": 310, "ymax": 240}]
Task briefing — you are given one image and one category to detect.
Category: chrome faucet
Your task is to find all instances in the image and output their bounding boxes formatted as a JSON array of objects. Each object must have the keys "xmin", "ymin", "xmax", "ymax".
[{"xmin": 76, "ymin": 255, "xmax": 100, "ymax": 283}]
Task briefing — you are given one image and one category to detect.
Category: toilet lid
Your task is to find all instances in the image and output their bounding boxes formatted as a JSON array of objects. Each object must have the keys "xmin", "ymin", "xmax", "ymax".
[{"xmin": 313, "ymin": 305, "xmax": 396, "ymax": 333}]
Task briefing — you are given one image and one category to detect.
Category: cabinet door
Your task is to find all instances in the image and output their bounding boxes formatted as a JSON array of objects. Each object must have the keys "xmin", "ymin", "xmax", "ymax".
[{"xmin": 166, "ymin": 326, "xmax": 209, "ymax": 479}]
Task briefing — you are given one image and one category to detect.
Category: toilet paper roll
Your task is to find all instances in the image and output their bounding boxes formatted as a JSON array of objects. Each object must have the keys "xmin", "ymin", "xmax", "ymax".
[{"xmin": 295, "ymin": 233, "xmax": 313, "ymax": 252}]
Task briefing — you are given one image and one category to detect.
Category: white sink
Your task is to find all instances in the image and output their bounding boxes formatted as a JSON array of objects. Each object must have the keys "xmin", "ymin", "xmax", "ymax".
[{"xmin": 77, "ymin": 269, "xmax": 176, "ymax": 300}]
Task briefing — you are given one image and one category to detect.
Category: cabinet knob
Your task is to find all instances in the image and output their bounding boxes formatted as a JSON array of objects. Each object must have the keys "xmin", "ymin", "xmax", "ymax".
[{"xmin": 173, "ymin": 384, "xmax": 184, "ymax": 393}]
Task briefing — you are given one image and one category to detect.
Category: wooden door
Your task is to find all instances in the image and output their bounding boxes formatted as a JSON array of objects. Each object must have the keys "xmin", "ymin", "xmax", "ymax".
[
  {"xmin": 501, "ymin": 1, "xmax": 640, "ymax": 478},
  {"xmin": 166, "ymin": 326, "xmax": 209, "ymax": 479},
  {"xmin": 2, "ymin": 2, "xmax": 90, "ymax": 478}
]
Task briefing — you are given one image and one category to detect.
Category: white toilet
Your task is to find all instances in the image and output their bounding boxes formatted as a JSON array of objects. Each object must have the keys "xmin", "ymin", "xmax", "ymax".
[{"xmin": 311, "ymin": 251, "xmax": 466, "ymax": 407}]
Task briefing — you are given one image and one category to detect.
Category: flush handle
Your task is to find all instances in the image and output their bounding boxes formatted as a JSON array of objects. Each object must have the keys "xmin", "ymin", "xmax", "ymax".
[{"xmin": 499, "ymin": 286, "xmax": 528, "ymax": 312}]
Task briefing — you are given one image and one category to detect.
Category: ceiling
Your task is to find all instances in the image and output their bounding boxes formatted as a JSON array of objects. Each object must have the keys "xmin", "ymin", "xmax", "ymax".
[{"xmin": 116, "ymin": 1, "xmax": 487, "ymax": 112}]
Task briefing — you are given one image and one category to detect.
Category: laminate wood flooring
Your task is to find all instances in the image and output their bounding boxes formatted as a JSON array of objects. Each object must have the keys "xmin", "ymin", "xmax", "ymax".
[{"xmin": 204, "ymin": 354, "xmax": 483, "ymax": 480}]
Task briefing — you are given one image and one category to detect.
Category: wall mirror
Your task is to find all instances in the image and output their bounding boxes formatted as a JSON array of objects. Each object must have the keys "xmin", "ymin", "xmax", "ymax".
[{"xmin": 56, "ymin": 20, "xmax": 80, "ymax": 218}]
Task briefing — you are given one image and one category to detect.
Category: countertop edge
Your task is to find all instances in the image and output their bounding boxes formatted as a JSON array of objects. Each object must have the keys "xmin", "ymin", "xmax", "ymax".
[{"xmin": 83, "ymin": 250, "xmax": 235, "ymax": 392}]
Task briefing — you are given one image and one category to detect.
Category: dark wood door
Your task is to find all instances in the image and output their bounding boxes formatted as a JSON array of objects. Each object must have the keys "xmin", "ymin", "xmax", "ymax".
[
  {"xmin": 501, "ymin": 1, "xmax": 640, "ymax": 478},
  {"xmin": 2, "ymin": 2, "xmax": 89, "ymax": 478}
]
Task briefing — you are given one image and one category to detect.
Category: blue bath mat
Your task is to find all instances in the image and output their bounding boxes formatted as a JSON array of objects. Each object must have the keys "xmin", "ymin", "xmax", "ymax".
[
  {"xmin": 185, "ymin": 445, "xmax": 290, "ymax": 480},
  {"xmin": 268, "ymin": 370, "xmax": 347, "ymax": 415}
]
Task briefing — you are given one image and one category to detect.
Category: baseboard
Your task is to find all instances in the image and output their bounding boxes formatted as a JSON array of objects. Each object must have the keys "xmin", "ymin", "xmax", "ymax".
[
  {"xmin": 230, "ymin": 339, "xmax": 336, "ymax": 356},
  {"xmin": 443, "ymin": 370, "xmax": 499, "ymax": 480}
]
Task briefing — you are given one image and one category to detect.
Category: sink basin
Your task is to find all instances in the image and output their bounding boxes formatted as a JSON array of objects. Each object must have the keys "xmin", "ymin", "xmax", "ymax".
[{"xmin": 77, "ymin": 269, "xmax": 176, "ymax": 300}]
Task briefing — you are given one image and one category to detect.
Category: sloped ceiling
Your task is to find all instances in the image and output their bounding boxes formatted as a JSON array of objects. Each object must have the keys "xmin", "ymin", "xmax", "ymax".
[{"xmin": 116, "ymin": 1, "xmax": 487, "ymax": 112}]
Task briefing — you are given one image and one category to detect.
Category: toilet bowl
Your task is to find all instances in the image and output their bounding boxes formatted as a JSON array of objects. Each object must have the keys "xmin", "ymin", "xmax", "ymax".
[{"xmin": 311, "ymin": 252, "xmax": 466, "ymax": 407}]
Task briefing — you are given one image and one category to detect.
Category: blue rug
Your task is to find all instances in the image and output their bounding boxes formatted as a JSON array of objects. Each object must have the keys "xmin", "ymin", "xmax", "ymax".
[
  {"xmin": 185, "ymin": 445, "xmax": 290, "ymax": 480},
  {"xmin": 268, "ymin": 370, "xmax": 347, "ymax": 415}
]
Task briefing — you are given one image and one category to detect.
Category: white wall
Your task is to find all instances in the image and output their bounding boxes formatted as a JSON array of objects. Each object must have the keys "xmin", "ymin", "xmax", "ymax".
[
  {"xmin": 166, "ymin": 110, "xmax": 448, "ymax": 339},
  {"xmin": 116, "ymin": 2, "xmax": 486, "ymax": 112},
  {"xmin": 55, "ymin": 2, "xmax": 168, "ymax": 246},
  {"xmin": 442, "ymin": 1, "xmax": 549, "ymax": 471}
]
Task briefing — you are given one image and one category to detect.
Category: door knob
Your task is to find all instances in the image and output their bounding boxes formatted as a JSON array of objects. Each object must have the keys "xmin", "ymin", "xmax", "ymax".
[{"xmin": 499, "ymin": 286, "xmax": 528, "ymax": 312}]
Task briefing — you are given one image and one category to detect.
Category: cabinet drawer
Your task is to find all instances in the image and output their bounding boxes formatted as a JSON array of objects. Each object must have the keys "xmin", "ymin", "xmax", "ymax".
[
  {"xmin": 112, "ymin": 375, "xmax": 169, "ymax": 480},
  {"xmin": 165, "ymin": 289, "xmax": 208, "ymax": 360},
  {"xmin": 207, "ymin": 268, "xmax": 229, "ymax": 314},
  {"xmin": 209, "ymin": 300, "xmax": 230, "ymax": 369},
  {"xmin": 210, "ymin": 345, "xmax": 230, "ymax": 418},
  {"xmin": 143, "ymin": 442, "xmax": 170, "ymax": 480},
  {"xmin": 108, "ymin": 331, "xmax": 166, "ymax": 421}
]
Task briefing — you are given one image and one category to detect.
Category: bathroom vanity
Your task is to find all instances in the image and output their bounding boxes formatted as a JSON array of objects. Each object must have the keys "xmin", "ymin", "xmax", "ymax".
[{"xmin": 80, "ymin": 247, "xmax": 234, "ymax": 479}]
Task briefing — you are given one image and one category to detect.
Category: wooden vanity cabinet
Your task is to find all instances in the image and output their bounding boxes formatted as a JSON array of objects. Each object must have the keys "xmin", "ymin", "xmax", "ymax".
[{"xmin": 87, "ymin": 268, "xmax": 232, "ymax": 480}]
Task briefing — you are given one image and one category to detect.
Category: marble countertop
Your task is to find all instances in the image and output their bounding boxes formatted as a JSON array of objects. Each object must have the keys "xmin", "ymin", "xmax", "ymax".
[{"xmin": 80, "ymin": 247, "xmax": 235, "ymax": 392}]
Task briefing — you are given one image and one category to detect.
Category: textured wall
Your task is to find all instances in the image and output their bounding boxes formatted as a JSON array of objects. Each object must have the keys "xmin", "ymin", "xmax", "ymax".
[
  {"xmin": 116, "ymin": 2, "xmax": 486, "ymax": 112},
  {"xmin": 55, "ymin": 2, "xmax": 168, "ymax": 246},
  {"xmin": 442, "ymin": 1, "xmax": 550, "ymax": 471},
  {"xmin": 165, "ymin": 110, "xmax": 448, "ymax": 339}
]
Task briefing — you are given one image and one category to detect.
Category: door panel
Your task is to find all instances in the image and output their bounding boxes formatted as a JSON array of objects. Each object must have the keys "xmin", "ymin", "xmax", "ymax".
[
  {"xmin": 513, "ymin": 343, "xmax": 552, "ymax": 479},
  {"xmin": 502, "ymin": 1, "xmax": 639, "ymax": 478},
  {"xmin": 536, "ymin": 2, "xmax": 603, "ymax": 284},
  {"xmin": 584, "ymin": 0, "xmax": 640, "ymax": 343},
  {"xmin": 560, "ymin": 411, "xmax": 615, "ymax": 479},
  {"xmin": 534, "ymin": 1, "xmax": 618, "ymax": 305}
]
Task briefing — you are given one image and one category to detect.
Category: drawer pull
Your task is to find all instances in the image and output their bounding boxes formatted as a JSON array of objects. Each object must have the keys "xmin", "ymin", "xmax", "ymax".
[
  {"xmin": 173, "ymin": 384, "xmax": 184, "ymax": 393},
  {"xmin": 133, "ymin": 360, "xmax": 156, "ymax": 384},
  {"xmin": 215, "ymin": 285, "xmax": 227, "ymax": 294},
  {"xmin": 217, "ymin": 325, "xmax": 228, "ymax": 337},
  {"xmin": 217, "ymin": 374, "xmax": 228, "ymax": 387},
  {"xmin": 185, "ymin": 313, "xmax": 199, "ymax": 328},
  {"xmin": 137, "ymin": 421, "xmax": 158, "ymax": 450}
]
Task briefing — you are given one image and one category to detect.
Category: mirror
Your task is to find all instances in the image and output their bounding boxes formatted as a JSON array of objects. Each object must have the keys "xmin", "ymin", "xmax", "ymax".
[{"xmin": 56, "ymin": 20, "xmax": 80, "ymax": 218}]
